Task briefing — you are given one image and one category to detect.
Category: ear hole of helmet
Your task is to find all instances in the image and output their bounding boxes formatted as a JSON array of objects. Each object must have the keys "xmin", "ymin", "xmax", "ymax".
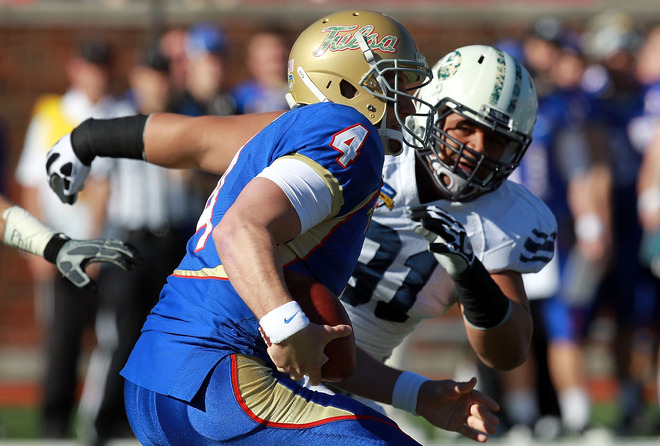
[{"xmin": 340, "ymin": 79, "xmax": 359, "ymax": 99}]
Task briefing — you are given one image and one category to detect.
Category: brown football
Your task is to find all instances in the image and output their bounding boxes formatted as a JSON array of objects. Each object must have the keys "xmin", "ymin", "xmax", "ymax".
[{"xmin": 283, "ymin": 269, "xmax": 356, "ymax": 382}]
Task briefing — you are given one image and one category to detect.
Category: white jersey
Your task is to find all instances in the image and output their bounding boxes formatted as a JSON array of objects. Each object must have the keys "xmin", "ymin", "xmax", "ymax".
[{"xmin": 342, "ymin": 145, "xmax": 557, "ymax": 361}]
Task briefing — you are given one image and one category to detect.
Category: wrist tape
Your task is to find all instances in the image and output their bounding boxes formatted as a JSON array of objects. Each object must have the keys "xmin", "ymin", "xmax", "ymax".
[
  {"xmin": 392, "ymin": 371, "xmax": 429, "ymax": 415},
  {"xmin": 453, "ymin": 259, "xmax": 512, "ymax": 330},
  {"xmin": 259, "ymin": 301, "xmax": 310, "ymax": 345},
  {"xmin": 574, "ymin": 213, "xmax": 604, "ymax": 241},
  {"xmin": 638, "ymin": 187, "xmax": 660, "ymax": 215},
  {"xmin": 2, "ymin": 206, "xmax": 65, "ymax": 261},
  {"xmin": 71, "ymin": 114, "xmax": 149, "ymax": 165}
]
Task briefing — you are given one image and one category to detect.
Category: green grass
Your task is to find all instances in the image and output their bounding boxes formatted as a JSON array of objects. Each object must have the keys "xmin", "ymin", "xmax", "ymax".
[
  {"xmin": 0, "ymin": 406, "xmax": 79, "ymax": 439},
  {"xmin": 0, "ymin": 407, "xmax": 40, "ymax": 439}
]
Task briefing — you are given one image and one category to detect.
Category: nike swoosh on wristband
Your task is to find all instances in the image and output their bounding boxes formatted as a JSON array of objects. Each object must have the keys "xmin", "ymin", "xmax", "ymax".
[{"xmin": 284, "ymin": 312, "xmax": 299, "ymax": 324}]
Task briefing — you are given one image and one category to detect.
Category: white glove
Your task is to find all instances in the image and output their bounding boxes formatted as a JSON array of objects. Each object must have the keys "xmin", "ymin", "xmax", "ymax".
[
  {"xmin": 409, "ymin": 206, "xmax": 475, "ymax": 276},
  {"xmin": 46, "ymin": 133, "xmax": 91, "ymax": 205}
]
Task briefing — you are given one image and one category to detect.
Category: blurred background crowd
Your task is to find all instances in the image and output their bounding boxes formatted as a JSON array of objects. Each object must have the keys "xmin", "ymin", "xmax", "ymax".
[{"xmin": 0, "ymin": 0, "xmax": 660, "ymax": 444}]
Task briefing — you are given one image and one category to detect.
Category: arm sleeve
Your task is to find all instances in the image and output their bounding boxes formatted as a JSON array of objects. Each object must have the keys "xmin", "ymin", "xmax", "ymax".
[{"xmin": 257, "ymin": 157, "xmax": 332, "ymax": 233}]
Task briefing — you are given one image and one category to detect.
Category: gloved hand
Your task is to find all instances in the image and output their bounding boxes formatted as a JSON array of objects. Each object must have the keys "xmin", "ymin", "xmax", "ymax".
[
  {"xmin": 46, "ymin": 133, "xmax": 91, "ymax": 205},
  {"xmin": 409, "ymin": 205, "xmax": 475, "ymax": 276},
  {"xmin": 55, "ymin": 237, "xmax": 143, "ymax": 291}
]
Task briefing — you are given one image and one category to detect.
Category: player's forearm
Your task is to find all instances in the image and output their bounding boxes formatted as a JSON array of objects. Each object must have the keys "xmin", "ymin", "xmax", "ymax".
[
  {"xmin": 143, "ymin": 113, "xmax": 222, "ymax": 171},
  {"xmin": 460, "ymin": 269, "xmax": 532, "ymax": 370},
  {"xmin": 70, "ymin": 111, "xmax": 282, "ymax": 175},
  {"xmin": 213, "ymin": 178, "xmax": 303, "ymax": 318},
  {"xmin": 464, "ymin": 300, "xmax": 532, "ymax": 370},
  {"xmin": 215, "ymin": 221, "xmax": 292, "ymax": 319},
  {"xmin": 336, "ymin": 347, "xmax": 401, "ymax": 404},
  {"xmin": 338, "ymin": 347, "xmax": 430, "ymax": 416},
  {"xmin": 2, "ymin": 204, "xmax": 69, "ymax": 262},
  {"xmin": 144, "ymin": 112, "xmax": 283, "ymax": 174}
]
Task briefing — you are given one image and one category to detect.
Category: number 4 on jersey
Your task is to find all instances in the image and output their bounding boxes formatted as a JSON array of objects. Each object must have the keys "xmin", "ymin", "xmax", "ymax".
[{"xmin": 330, "ymin": 124, "xmax": 369, "ymax": 168}]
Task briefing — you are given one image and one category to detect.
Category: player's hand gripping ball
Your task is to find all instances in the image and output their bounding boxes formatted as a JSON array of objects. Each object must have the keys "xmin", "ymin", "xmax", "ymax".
[{"xmin": 283, "ymin": 270, "xmax": 356, "ymax": 382}]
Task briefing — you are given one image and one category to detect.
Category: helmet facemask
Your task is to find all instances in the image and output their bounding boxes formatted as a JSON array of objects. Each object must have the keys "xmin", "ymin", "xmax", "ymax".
[
  {"xmin": 355, "ymin": 36, "xmax": 436, "ymax": 155},
  {"xmin": 417, "ymin": 98, "xmax": 532, "ymax": 202}
]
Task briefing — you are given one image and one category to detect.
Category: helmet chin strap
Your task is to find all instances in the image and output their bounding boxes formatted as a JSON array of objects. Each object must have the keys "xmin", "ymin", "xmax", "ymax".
[
  {"xmin": 379, "ymin": 123, "xmax": 404, "ymax": 156},
  {"xmin": 293, "ymin": 66, "xmax": 330, "ymax": 105}
]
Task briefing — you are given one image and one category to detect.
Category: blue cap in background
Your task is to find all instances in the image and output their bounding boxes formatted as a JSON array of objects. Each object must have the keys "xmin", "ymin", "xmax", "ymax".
[{"xmin": 186, "ymin": 23, "xmax": 228, "ymax": 57}]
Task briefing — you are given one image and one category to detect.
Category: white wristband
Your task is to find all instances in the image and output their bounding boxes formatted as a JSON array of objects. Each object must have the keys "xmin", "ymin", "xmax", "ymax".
[
  {"xmin": 259, "ymin": 301, "xmax": 310, "ymax": 345},
  {"xmin": 2, "ymin": 206, "xmax": 56, "ymax": 257},
  {"xmin": 574, "ymin": 213, "xmax": 604, "ymax": 241},
  {"xmin": 638, "ymin": 187, "xmax": 660, "ymax": 215},
  {"xmin": 392, "ymin": 371, "xmax": 429, "ymax": 415}
]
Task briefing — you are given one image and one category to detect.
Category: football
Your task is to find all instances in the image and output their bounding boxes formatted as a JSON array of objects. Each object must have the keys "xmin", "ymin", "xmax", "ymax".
[{"xmin": 283, "ymin": 269, "xmax": 356, "ymax": 382}]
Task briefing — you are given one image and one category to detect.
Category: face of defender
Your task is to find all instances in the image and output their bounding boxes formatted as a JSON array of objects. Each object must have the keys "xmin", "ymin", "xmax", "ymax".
[{"xmin": 438, "ymin": 112, "xmax": 510, "ymax": 183}]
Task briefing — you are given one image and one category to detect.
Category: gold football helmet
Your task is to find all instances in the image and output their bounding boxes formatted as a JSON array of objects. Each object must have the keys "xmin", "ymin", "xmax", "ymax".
[{"xmin": 286, "ymin": 9, "xmax": 435, "ymax": 155}]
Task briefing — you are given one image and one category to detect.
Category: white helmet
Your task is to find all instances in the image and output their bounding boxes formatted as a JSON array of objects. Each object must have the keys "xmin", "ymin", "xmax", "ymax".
[{"xmin": 413, "ymin": 44, "xmax": 538, "ymax": 201}]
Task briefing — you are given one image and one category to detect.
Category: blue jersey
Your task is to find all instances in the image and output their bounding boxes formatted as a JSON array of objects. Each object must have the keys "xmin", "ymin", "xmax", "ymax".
[
  {"xmin": 231, "ymin": 80, "xmax": 289, "ymax": 114},
  {"xmin": 586, "ymin": 73, "xmax": 645, "ymax": 189},
  {"xmin": 514, "ymin": 87, "xmax": 594, "ymax": 230},
  {"xmin": 121, "ymin": 103, "xmax": 384, "ymax": 402}
]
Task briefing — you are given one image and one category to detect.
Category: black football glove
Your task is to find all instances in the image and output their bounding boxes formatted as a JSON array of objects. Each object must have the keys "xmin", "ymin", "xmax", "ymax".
[{"xmin": 409, "ymin": 205, "xmax": 475, "ymax": 276}]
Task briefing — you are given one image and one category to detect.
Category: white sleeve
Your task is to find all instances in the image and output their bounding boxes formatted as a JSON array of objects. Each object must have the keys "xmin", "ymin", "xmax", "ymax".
[{"xmin": 257, "ymin": 157, "xmax": 333, "ymax": 233}]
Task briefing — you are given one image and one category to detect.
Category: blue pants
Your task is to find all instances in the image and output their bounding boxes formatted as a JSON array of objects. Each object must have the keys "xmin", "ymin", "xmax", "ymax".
[{"xmin": 124, "ymin": 354, "xmax": 420, "ymax": 445}]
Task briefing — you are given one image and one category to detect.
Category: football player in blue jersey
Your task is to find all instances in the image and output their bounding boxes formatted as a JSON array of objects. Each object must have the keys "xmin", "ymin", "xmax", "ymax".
[
  {"xmin": 46, "ymin": 41, "xmax": 557, "ymax": 443},
  {"xmin": 45, "ymin": 10, "xmax": 502, "ymax": 445},
  {"xmin": 0, "ymin": 194, "xmax": 141, "ymax": 290}
]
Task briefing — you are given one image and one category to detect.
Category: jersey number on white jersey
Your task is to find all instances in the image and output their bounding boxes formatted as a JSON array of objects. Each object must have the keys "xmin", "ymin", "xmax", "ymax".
[{"xmin": 342, "ymin": 221, "xmax": 437, "ymax": 322}]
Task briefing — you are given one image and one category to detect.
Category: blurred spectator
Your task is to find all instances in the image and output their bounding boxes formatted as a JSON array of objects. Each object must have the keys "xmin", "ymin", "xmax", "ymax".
[
  {"xmin": 124, "ymin": 43, "xmax": 172, "ymax": 114},
  {"xmin": 158, "ymin": 27, "xmax": 188, "ymax": 107},
  {"xmin": 521, "ymin": 16, "xmax": 565, "ymax": 96},
  {"xmin": 171, "ymin": 22, "xmax": 237, "ymax": 211},
  {"xmin": 14, "ymin": 38, "xmax": 122, "ymax": 439},
  {"xmin": 174, "ymin": 22, "xmax": 235, "ymax": 117},
  {"xmin": 636, "ymin": 26, "xmax": 660, "ymax": 262},
  {"xmin": 636, "ymin": 122, "xmax": 660, "ymax": 436},
  {"xmin": 497, "ymin": 20, "xmax": 609, "ymax": 438},
  {"xmin": 231, "ymin": 26, "xmax": 290, "ymax": 114},
  {"xmin": 75, "ymin": 43, "xmax": 194, "ymax": 446},
  {"xmin": 580, "ymin": 10, "xmax": 656, "ymax": 436},
  {"xmin": 632, "ymin": 23, "xmax": 660, "ymax": 435}
]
